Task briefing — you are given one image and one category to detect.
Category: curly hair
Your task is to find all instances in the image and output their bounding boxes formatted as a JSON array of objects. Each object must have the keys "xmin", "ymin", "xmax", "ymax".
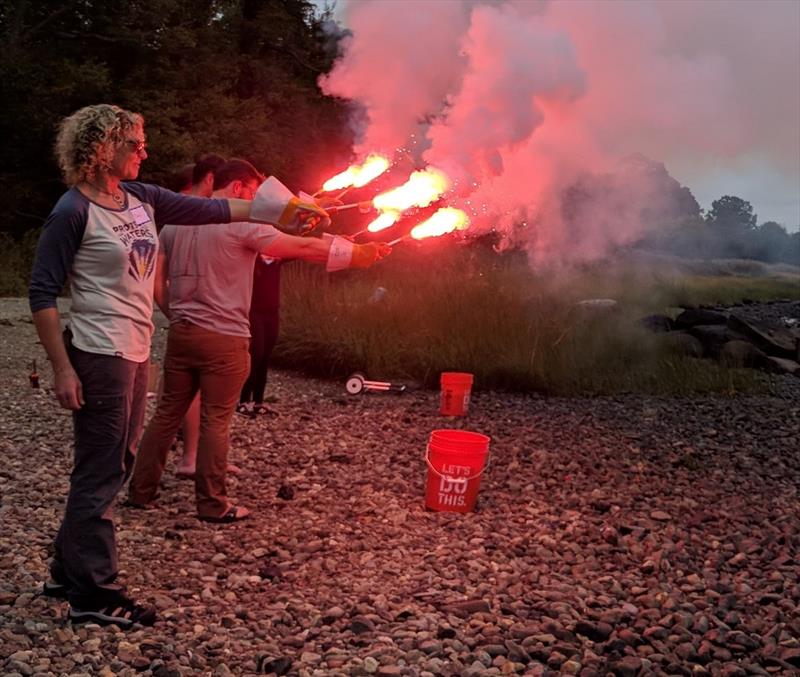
[{"xmin": 54, "ymin": 104, "xmax": 144, "ymax": 185}]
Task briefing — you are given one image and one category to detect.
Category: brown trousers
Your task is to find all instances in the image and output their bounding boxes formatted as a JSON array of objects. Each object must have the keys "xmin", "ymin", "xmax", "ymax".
[{"xmin": 129, "ymin": 320, "xmax": 249, "ymax": 517}]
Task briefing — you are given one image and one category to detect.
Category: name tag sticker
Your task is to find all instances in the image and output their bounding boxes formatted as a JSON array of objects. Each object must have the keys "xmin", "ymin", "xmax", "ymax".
[{"xmin": 130, "ymin": 205, "xmax": 151, "ymax": 226}]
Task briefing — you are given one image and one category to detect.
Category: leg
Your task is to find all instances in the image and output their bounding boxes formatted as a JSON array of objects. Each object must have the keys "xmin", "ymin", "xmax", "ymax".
[
  {"xmin": 193, "ymin": 331, "xmax": 250, "ymax": 517},
  {"xmin": 177, "ymin": 393, "xmax": 201, "ymax": 474},
  {"xmin": 128, "ymin": 325, "xmax": 197, "ymax": 505},
  {"xmin": 239, "ymin": 309, "xmax": 264, "ymax": 405},
  {"xmin": 54, "ymin": 341, "xmax": 139, "ymax": 607},
  {"xmin": 125, "ymin": 359, "xmax": 150, "ymax": 482},
  {"xmin": 241, "ymin": 308, "xmax": 279, "ymax": 409},
  {"xmin": 252, "ymin": 309, "xmax": 280, "ymax": 406}
]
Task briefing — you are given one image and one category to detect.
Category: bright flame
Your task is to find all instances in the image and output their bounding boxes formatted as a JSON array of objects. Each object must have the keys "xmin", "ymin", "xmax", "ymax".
[
  {"xmin": 410, "ymin": 208, "xmax": 469, "ymax": 240},
  {"xmin": 322, "ymin": 154, "xmax": 390, "ymax": 192},
  {"xmin": 373, "ymin": 167, "xmax": 450, "ymax": 211},
  {"xmin": 367, "ymin": 210, "xmax": 400, "ymax": 233}
]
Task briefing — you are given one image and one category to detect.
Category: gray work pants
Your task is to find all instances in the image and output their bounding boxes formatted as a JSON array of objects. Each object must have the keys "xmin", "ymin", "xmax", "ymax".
[{"xmin": 51, "ymin": 334, "xmax": 149, "ymax": 607}]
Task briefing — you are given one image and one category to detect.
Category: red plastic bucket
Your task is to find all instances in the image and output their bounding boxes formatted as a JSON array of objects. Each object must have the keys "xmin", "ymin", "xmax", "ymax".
[
  {"xmin": 440, "ymin": 372, "xmax": 474, "ymax": 416},
  {"xmin": 425, "ymin": 429, "xmax": 490, "ymax": 513}
]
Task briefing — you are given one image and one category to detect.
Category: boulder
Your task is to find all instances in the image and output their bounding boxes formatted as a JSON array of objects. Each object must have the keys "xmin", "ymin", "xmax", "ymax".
[
  {"xmin": 686, "ymin": 325, "xmax": 747, "ymax": 357},
  {"xmin": 639, "ymin": 314, "xmax": 674, "ymax": 333},
  {"xmin": 656, "ymin": 331, "xmax": 703, "ymax": 358},
  {"xmin": 575, "ymin": 299, "xmax": 619, "ymax": 319},
  {"xmin": 719, "ymin": 341, "xmax": 768, "ymax": 369},
  {"xmin": 764, "ymin": 357, "xmax": 800, "ymax": 375},
  {"xmin": 674, "ymin": 308, "xmax": 728, "ymax": 328},
  {"xmin": 727, "ymin": 314, "xmax": 797, "ymax": 358}
]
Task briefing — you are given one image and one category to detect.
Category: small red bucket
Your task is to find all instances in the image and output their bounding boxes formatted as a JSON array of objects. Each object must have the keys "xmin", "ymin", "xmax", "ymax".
[
  {"xmin": 440, "ymin": 372, "xmax": 474, "ymax": 416},
  {"xmin": 425, "ymin": 429, "xmax": 490, "ymax": 512}
]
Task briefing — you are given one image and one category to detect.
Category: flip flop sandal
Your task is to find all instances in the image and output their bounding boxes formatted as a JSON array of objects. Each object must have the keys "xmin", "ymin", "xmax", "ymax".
[{"xmin": 198, "ymin": 505, "xmax": 250, "ymax": 523}]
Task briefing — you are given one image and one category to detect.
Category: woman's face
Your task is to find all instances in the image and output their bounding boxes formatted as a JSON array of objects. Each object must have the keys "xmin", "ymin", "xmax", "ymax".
[{"xmin": 108, "ymin": 123, "xmax": 148, "ymax": 180}]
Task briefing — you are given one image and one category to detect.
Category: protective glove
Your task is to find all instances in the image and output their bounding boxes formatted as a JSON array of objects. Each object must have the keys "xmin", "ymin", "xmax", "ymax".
[
  {"xmin": 350, "ymin": 242, "xmax": 392, "ymax": 268},
  {"xmin": 251, "ymin": 177, "xmax": 330, "ymax": 236},
  {"xmin": 325, "ymin": 238, "xmax": 392, "ymax": 272}
]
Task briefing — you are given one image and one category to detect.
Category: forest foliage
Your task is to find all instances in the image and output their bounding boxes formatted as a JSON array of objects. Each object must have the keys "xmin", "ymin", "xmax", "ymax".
[{"xmin": 0, "ymin": 0, "xmax": 352, "ymax": 238}]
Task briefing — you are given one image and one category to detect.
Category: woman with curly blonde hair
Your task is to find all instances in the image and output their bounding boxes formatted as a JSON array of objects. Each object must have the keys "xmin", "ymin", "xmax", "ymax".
[
  {"xmin": 55, "ymin": 104, "xmax": 145, "ymax": 187},
  {"xmin": 28, "ymin": 103, "xmax": 330, "ymax": 629}
]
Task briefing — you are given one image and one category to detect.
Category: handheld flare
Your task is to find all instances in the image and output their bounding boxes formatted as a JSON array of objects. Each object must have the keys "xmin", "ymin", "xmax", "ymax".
[{"xmin": 327, "ymin": 201, "xmax": 374, "ymax": 214}]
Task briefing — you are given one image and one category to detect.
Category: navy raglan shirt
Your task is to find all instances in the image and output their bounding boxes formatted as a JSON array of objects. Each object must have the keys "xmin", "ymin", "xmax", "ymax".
[{"xmin": 29, "ymin": 182, "xmax": 231, "ymax": 362}]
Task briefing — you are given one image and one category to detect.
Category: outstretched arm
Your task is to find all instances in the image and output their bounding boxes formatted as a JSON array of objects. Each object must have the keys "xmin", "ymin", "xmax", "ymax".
[
  {"xmin": 229, "ymin": 176, "xmax": 330, "ymax": 235},
  {"xmin": 262, "ymin": 232, "xmax": 330, "ymax": 263},
  {"xmin": 262, "ymin": 233, "xmax": 391, "ymax": 270}
]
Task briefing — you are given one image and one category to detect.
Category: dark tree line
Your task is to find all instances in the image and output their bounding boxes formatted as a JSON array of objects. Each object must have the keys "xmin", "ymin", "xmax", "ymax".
[
  {"xmin": 0, "ymin": 0, "xmax": 353, "ymax": 239},
  {"xmin": 563, "ymin": 156, "xmax": 800, "ymax": 265},
  {"xmin": 658, "ymin": 195, "xmax": 800, "ymax": 265}
]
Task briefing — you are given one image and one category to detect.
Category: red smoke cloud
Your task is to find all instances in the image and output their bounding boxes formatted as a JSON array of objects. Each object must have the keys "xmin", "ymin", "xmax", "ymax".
[{"xmin": 321, "ymin": 0, "xmax": 800, "ymax": 260}]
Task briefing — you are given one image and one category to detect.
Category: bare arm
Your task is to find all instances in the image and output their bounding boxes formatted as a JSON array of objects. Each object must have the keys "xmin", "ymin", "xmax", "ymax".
[
  {"xmin": 153, "ymin": 249, "xmax": 170, "ymax": 319},
  {"xmin": 262, "ymin": 232, "xmax": 331, "ymax": 263},
  {"xmin": 262, "ymin": 234, "xmax": 391, "ymax": 270},
  {"xmin": 32, "ymin": 307, "xmax": 83, "ymax": 409}
]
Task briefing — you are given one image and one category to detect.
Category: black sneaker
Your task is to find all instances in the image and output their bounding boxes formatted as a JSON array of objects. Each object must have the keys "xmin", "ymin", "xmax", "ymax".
[
  {"xmin": 42, "ymin": 580, "xmax": 70, "ymax": 600},
  {"xmin": 69, "ymin": 593, "xmax": 157, "ymax": 629},
  {"xmin": 43, "ymin": 563, "xmax": 72, "ymax": 600}
]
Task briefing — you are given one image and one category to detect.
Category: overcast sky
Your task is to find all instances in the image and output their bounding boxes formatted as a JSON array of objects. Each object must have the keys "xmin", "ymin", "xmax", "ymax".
[{"xmin": 316, "ymin": 0, "xmax": 799, "ymax": 231}]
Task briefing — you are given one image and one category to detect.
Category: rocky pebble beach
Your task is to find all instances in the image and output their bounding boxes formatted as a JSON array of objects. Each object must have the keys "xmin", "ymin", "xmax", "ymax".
[{"xmin": 0, "ymin": 298, "xmax": 798, "ymax": 676}]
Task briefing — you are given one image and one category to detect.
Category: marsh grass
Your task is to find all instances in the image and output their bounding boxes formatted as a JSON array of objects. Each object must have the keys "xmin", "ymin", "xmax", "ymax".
[
  {"xmin": 275, "ymin": 242, "xmax": 792, "ymax": 394},
  {"xmin": 2, "ymin": 231, "xmax": 789, "ymax": 395}
]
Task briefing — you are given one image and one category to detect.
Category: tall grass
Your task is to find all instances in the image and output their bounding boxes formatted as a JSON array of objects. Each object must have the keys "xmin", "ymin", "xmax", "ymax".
[
  {"xmin": 275, "ymin": 242, "xmax": 795, "ymax": 395},
  {"xmin": 3, "ymin": 231, "xmax": 793, "ymax": 395}
]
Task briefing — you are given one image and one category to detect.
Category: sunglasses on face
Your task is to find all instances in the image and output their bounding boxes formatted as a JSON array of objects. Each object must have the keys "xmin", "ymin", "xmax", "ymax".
[{"xmin": 125, "ymin": 139, "xmax": 148, "ymax": 154}]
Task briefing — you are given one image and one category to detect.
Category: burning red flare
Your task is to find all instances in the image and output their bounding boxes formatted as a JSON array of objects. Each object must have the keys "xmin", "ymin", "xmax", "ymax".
[
  {"xmin": 410, "ymin": 207, "xmax": 469, "ymax": 240},
  {"xmin": 373, "ymin": 167, "xmax": 450, "ymax": 211},
  {"xmin": 367, "ymin": 210, "xmax": 400, "ymax": 233},
  {"xmin": 322, "ymin": 154, "xmax": 390, "ymax": 192}
]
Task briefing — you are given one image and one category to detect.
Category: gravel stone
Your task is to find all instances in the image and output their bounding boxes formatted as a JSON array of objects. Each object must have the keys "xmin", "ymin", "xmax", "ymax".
[{"xmin": 0, "ymin": 298, "xmax": 797, "ymax": 676}]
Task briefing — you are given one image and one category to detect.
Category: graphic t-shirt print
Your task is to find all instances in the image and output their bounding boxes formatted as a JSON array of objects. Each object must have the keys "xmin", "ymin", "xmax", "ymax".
[{"xmin": 114, "ymin": 205, "xmax": 157, "ymax": 281}]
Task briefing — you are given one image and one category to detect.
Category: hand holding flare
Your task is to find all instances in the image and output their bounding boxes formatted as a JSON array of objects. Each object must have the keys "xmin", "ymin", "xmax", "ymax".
[
  {"xmin": 352, "ymin": 242, "xmax": 392, "ymax": 268},
  {"xmin": 250, "ymin": 176, "xmax": 331, "ymax": 236},
  {"xmin": 325, "ymin": 236, "xmax": 392, "ymax": 271}
]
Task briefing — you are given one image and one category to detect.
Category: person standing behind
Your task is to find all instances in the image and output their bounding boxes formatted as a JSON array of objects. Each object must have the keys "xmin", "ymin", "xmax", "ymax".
[
  {"xmin": 29, "ymin": 105, "xmax": 328, "ymax": 629},
  {"xmin": 128, "ymin": 159, "xmax": 390, "ymax": 522},
  {"xmin": 170, "ymin": 155, "xmax": 227, "ymax": 475},
  {"xmin": 166, "ymin": 163, "xmax": 194, "ymax": 193},
  {"xmin": 237, "ymin": 254, "xmax": 282, "ymax": 417},
  {"xmin": 186, "ymin": 154, "xmax": 225, "ymax": 197}
]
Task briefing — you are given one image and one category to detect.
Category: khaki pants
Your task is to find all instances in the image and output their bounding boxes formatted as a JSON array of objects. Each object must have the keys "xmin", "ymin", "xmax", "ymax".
[{"xmin": 129, "ymin": 320, "xmax": 249, "ymax": 517}]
